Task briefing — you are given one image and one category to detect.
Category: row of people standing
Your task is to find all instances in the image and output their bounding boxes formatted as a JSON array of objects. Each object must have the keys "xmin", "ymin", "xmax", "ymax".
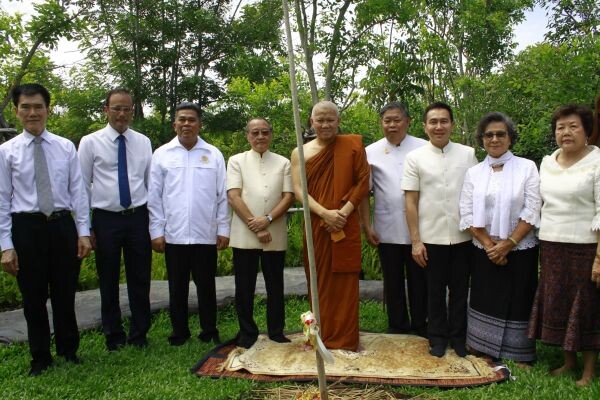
[
  {"xmin": 0, "ymin": 83, "xmax": 296, "ymax": 376},
  {"xmin": 361, "ymin": 100, "xmax": 600, "ymax": 386},
  {"xmin": 2, "ymin": 82, "xmax": 598, "ymax": 387}
]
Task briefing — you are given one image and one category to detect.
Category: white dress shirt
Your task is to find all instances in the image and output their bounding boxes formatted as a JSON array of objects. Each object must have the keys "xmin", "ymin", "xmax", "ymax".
[
  {"xmin": 78, "ymin": 124, "xmax": 152, "ymax": 211},
  {"xmin": 538, "ymin": 146, "xmax": 600, "ymax": 244},
  {"xmin": 0, "ymin": 130, "xmax": 90, "ymax": 250},
  {"xmin": 402, "ymin": 141, "xmax": 477, "ymax": 245},
  {"xmin": 148, "ymin": 136, "xmax": 230, "ymax": 244},
  {"xmin": 459, "ymin": 156, "xmax": 541, "ymax": 250},
  {"xmin": 366, "ymin": 135, "xmax": 427, "ymax": 244},
  {"xmin": 227, "ymin": 149, "xmax": 293, "ymax": 251}
]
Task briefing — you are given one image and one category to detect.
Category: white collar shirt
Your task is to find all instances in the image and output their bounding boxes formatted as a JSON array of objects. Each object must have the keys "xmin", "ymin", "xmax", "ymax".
[
  {"xmin": 366, "ymin": 135, "xmax": 427, "ymax": 244},
  {"xmin": 0, "ymin": 130, "xmax": 90, "ymax": 250},
  {"xmin": 148, "ymin": 136, "xmax": 230, "ymax": 244},
  {"xmin": 78, "ymin": 124, "xmax": 152, "ymax": 211},
  {"xmin": 401, "ymin": 141, "xmax": 477, "ymax": 245},
  {"xmin": 227, "ymin": 149, "xmax": 293, "ymax": 251}
]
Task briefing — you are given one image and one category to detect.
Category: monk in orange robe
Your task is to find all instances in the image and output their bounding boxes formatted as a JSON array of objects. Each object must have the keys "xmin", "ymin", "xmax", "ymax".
[{"xmin": 291, "ymin": 101, "xmax": 370, "ymax": 351}]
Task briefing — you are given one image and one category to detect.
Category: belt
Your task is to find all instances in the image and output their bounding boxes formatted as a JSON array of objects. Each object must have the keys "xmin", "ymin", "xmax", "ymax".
[
  {"xmin": 94, "ymin": 204, "xmax": 147, "ymax": 216},
  {"xmin": 12, "ymin": 209, "xmax": 71, "ymax": 222}
]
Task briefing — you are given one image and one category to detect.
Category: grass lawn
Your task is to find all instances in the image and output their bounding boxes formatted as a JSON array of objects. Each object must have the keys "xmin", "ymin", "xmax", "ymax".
[{"xmin": 1, "ymin": 297, "xmax": 599, "ymax": 399}]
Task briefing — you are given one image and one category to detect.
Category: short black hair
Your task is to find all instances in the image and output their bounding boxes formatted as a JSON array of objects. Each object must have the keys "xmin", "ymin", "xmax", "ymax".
[
  {"xmin": 379, "ymin": 102, "xmax": 410, "ymax": 119},
  {"xmin": 175, "ymin": 102, "xmax": 202, "ymax": 119},
  {"xmin": 476, "ymin": 112, "xmax": 518, "ymax": 148},
  {"xmin": 245, "ymin": 118, "xmax": 272, "ymax": 133},
  {"xmin": 551, "ymin": 104, "xmax": 594, "ymax": 138},
  {"xmin": 105, "ymin": 87, "xmax": 132, "ymax": 107},
  {"xmin": 11, "ymin": 83, "xmax": 51, "ymax": 107},
  {"xmin": 423, "ymin": 101, "xmax": 453, "ymax": 123}
]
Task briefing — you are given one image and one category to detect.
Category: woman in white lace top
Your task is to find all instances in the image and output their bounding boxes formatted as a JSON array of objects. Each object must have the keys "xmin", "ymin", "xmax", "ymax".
[{"xmin": 459, "ymin": 112, "xmax": 541, "ymax": 365}]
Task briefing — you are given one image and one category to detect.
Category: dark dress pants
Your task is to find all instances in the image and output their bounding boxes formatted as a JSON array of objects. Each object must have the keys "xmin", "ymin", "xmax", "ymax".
[
  {"xmin": 424, "ymin": 241, "xmax": 471, "ymax": 347},
  {"xmin": 12, "ymin": 213, "xmax": 80, "ymax": 365},
  {"xmin": 165, "ymin": 243, "xmax": 218, "ymax": 342},
  {"xmin": 92, "ymin": 207, "xmax": 151, "ymax": 347},
  {"xmin": 233, "ymin": 248, "xmax": 286, "ymax": 346},
  {"xmin": 378, "ymin": 243, "xmax": 428, "ymax": 336}
]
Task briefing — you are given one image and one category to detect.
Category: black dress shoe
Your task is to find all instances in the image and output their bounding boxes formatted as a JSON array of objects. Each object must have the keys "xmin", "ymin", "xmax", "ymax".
[
  {"xmin": 29, "ymin": 360, "xmax": 52, "ymax": 377},
  {"xmin": 168, "ymin": 336, "xmax": 189, "ymax": 346},
  {"xmin": 107, "ymin": 342, "xmax": 125, "ymax": 352},
  {"xmin": 452, "ymin": 342, "xmax": 467, "ymax": 357},
  {"xmin": 129, "ymin": 338, "xmax": 149, "ymax": 349},
  {"xmin": 429, "ymin": 344, "xmax": 446, "ymax": 358},
  {"xmin": 270, "ymin": 335, "xmax": 291, "ymax": 343},
  {"xmin": 64, "ymin": 354, "xmax": 82, "ymax": 364},
  {"xmin": 198, "ymin": 332, "xmax": 221, "ymax": 344}
]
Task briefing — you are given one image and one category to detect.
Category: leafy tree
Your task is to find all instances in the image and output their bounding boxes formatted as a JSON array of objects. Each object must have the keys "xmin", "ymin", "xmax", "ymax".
[
  {"xmin": 0, "ymin": 0, "xmax": 86, "ymax": 128},
  {"xmin": 479, "ymin": 38, "xmax": 600, "ymax": 163},
  {"xmin": 356, "ymin": 0, "xmax": 534, "ymax": 144},
  {"xmin": 541, "ymin": 0, "xmax": 599, "ymax": 43}
]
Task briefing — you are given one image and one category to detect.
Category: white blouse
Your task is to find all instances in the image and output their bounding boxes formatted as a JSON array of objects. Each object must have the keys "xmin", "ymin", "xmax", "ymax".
[
  {"xmin": 460, "ymin": 156, "xmax": 541, "ymax": 250},
  {"xmin": 538, "ymin": 146, "xmax": 600, "ymax": 244}
]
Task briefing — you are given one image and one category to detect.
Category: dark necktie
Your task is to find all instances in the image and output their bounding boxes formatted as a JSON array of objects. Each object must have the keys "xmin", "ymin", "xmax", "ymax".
[
  {"xmin": 117, "ymin": 135, "xmax": 132, "ymax": 209},
  {"xmin": 33, "ymin": 136, "xmax": 54, "ymax": 216}
]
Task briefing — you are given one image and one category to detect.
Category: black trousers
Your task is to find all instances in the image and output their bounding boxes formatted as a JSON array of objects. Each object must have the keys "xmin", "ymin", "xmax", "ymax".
[
  {"xmin": 92, "ymin": 206, "xmax": 151, "ymax": 347},
  {"xmin": 12, "ymin": 213, "xmax": 80, "ymax": 364},
  {"xmin": 424, "ymin": 242, "xmax": 471, "ymax": 347},
  {"xmin": 165, "ymin": 243, "xmax": 218, "ymax": 341},
  {"xmin": 378, "ymin": 243, "xmax": 428, "ymax": 335},
  {"xmin": 233, "ymin": 248, "xmax": 286, "ymax": 345}
]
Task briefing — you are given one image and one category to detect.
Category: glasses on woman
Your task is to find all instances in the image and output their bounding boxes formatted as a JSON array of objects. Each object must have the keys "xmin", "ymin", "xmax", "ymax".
[{"xmin": 482, "ymin": 131, "xmax": 508, "ymax": 140}]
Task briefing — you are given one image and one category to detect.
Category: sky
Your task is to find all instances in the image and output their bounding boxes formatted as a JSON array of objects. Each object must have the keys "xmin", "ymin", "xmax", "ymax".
[{"xmin": 1, "ymin": 1, "xmax": 550, "ymax": 70}]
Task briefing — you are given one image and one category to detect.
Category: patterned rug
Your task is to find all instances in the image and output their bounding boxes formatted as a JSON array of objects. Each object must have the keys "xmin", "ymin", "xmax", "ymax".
[{"xmin": 192, "ymin": 332, "xmax": 509, "ymax": 387}]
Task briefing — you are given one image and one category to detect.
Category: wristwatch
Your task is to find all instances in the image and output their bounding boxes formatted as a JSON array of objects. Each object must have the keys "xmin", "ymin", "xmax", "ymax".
[{"xmin": 265, "ymin": 214, "xmax": 273, "ymax": 223}]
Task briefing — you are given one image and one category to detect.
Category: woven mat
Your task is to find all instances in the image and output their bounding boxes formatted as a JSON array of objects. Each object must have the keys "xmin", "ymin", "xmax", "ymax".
[{"xmin": 192, "ymin": 332, "xmax": 509, "ymax": 388}]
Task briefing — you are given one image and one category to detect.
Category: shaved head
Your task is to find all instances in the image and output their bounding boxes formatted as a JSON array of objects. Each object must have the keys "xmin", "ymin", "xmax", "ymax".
[{"xmin": 311, "ymin": 101, "xmax": 339, "ymax": 118}]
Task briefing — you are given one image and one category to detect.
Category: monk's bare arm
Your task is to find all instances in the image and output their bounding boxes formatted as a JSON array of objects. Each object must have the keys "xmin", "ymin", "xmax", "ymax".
[
  {"xmin": 291, "ymin": 147, "xmax": 346, "ymax": 231},
  {"xmin": 405, "ymin": 190, "xmax": 428, "ymax": 268}
]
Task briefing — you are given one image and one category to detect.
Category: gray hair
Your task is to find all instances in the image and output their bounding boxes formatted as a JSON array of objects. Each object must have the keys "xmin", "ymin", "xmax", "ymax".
[
  {"xmin": 379, "ymin": 101, "xmax": 410, "ymax": 119},
  {"xmin": 476, "ymin": 112, "xmax": 518, "ymax": 148},
  {"xmin": 245, "ymin": 118, "xmax": 273, "ymax": 133}
]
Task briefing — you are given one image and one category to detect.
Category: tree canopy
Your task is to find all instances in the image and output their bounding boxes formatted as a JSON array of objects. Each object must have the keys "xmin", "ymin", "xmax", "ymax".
[{"xmin": 1, "ymin": 0, "xmax": 598, "ymax": 163}]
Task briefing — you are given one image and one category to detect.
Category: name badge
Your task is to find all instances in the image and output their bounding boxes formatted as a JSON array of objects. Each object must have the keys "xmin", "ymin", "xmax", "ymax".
[{"xmin": 201, "ymin": 155, "xmax": 209, "ymax": 164}]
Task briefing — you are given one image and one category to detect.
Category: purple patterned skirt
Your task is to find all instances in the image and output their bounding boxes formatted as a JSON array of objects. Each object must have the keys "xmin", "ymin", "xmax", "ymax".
[{"xmin": 528, "ymin": 241, "xmax": 600, "ymax": 351}]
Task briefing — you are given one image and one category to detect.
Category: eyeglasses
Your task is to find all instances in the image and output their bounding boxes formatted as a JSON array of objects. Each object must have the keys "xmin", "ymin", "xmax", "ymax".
[
  {"xmin": 108, "ymin": 106, "xmax": 132, "ymax": 113},
  {"xmin": 482, "ymin": 131, "xmax": 508, "ymax": 140},
  {"xmin": 249, "ymin": 129, "xmax": 271, "ymax": 137}
]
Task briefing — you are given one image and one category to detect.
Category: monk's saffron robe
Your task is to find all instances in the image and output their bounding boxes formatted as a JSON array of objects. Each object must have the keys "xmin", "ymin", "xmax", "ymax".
[{"xmin": 303, "ymin": 135, "xmax": 370, "ymax": 351}]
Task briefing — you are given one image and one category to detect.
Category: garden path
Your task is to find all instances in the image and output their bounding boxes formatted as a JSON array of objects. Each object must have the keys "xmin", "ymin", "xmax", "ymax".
[{"xmin": 0, "ymin": 268, "xmax": 383, "ymax": 344}]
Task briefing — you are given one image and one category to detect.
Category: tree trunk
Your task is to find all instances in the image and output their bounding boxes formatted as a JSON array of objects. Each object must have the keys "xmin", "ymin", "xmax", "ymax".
[
  {"xmin": 323, "ymin": 0, "xmax": 351, "ymax": 101},
  {"xmin": 294, "ymin": 0, "xmax": 318, "ymax": 105},
  {"xmin": 0, "ymin": 37, "xmax": 45, "ymax": 128}
]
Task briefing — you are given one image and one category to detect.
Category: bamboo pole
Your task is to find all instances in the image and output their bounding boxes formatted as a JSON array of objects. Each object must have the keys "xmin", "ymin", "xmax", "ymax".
[{"xmin": 281, "ymin": 1, "xmax": 328, "ymax": 399}]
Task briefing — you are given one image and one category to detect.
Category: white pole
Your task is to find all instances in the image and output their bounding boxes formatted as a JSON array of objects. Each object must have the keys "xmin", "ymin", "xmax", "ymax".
[{"xmin": 281, "ymin": 1, "xmax": 328, "ymax": 398}]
